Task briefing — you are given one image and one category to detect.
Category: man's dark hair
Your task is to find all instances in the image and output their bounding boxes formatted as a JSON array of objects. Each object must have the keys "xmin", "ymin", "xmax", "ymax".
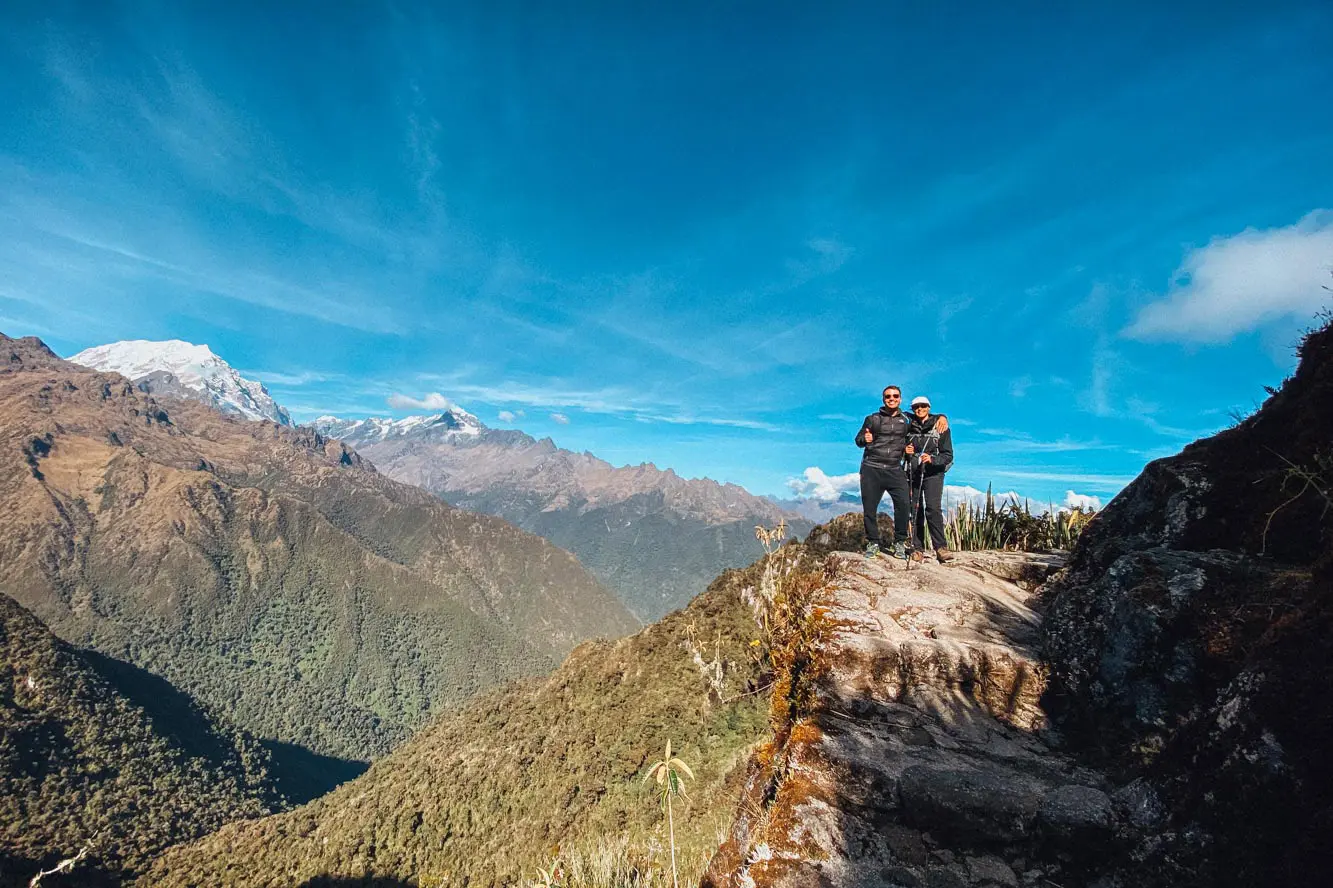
[{"xmin": 882, "ymin": 385, "xmax": 901, "ymax": 396}]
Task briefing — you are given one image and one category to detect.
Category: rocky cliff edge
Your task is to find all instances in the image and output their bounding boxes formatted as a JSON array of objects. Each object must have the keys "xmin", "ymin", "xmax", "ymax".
[{"xmin": 702, "ymin": 318, "xmax": 1332, "ymax": 888}]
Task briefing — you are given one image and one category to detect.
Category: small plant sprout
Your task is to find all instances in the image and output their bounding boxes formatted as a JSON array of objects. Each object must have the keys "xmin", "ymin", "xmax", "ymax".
[
  {"xmin": 645, "ymin": 740, "xmax": 695, "ymax": 888},
  {"xmin": 754, "ymin": 520, "xmax": 788, "ymax": 555},
  {"xmin": 531, "ymin": 858, "xmax": 563, "ymax": 888}
]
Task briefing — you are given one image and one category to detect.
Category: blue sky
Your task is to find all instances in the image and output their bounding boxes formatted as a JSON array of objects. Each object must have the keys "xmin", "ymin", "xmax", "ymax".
[{"xmin": 3, "ymin": 1, "xmax": 1331, "ymax": 505}]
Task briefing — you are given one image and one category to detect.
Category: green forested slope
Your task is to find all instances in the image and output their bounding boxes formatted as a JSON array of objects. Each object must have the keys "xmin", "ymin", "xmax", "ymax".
[
  {"xmin": 0, "ymin": 593, "xmax": 274, "ymax": 887},
  {"xmin": 145, "ymin": 551, "xmax": 781, "ymax": 888}
]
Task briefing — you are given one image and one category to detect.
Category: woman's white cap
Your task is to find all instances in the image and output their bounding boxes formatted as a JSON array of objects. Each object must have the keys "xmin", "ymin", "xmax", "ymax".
[{"xmin": 910, "ymin": 396, "xmax": 931, "ymax": 408}]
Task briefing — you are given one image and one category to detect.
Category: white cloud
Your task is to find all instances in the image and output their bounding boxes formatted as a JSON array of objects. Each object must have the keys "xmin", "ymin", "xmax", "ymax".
[
  {"xmin": 387, "ymin": 391, "xmax": 462, "ymax": 411},
  {"xmin": 550, "ymin": 412, "xmax": 570, "ymax": 424},
  {"xmin": 1124, "ymin": 210, "xmax": 1333, "ymax": 342},
  {"xmin": 786, "ymin": 467, "xmax": 860, "ymax": 501},
  {"xmin": 786, "ymin": 467, "xmax": 1108, "ymax": 516},
  {"xmin": 1063, "ymin": 490, "xmax": 1102, "ymax": 511},
  {"xmin": 497, "ymin": 410, "xmax": 516, "ymax": 422},
  {"xmin": 940, "ymin": 484, "xmax": 1025, "ymax": 510}
]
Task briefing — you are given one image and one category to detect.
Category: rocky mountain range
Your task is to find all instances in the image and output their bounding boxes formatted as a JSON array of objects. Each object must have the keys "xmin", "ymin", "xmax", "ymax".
[
  {"xmin": 311, "ymin": 411, "xmax": 812, "ymax": 619},
  {"xmin": 0, "ymin": 334, "xmax": 636, "ymax": 765},
  {"xmin": 61, "ymin": 339, "xmax": 814, "ymax": 621}
]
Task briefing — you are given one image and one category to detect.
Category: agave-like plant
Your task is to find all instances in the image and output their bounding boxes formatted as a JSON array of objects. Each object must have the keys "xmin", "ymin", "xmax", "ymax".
[{"xmin": 644, "ymin": 740, "xmax": 695, "ymax": 888}]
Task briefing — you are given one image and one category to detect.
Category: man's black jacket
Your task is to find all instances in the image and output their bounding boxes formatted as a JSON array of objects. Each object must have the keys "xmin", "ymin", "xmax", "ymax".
[
  {"xmin": 855, "ymin": 407, "xmax": 913, "ymax": 469},
  {"xmin": 908, "ymin": 413, "xmax": 953, "ymax": 475}
]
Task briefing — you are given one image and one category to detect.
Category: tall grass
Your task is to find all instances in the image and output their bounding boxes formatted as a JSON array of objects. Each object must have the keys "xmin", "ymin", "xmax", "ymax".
[
  {"xmin": 524, "ymin": 830, "xmax": 727, "ymax": 888},
  {"xmin": 943, "ymin": 486, "xmax": 1095, "ymax": 552}
]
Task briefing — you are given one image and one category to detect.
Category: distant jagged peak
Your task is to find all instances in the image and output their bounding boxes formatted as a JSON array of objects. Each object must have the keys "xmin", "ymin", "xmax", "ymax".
[
  {"xmin": 325, "ymin": 408, "xmax": 803, "ymax": 526},
  {"xmin": 69, "ymin": 338, "xmax": 292, "ymax": 426},
  {"xmin": 310, "ymin": 409, "xmax": 485, "ymax": 443}
]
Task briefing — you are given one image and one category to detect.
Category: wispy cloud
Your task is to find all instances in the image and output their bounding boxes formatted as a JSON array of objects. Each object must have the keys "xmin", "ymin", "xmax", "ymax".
[
  {"xmin": 1080, "ymin": 340, "xmax": 1117, "ymax": 417},
  {"xmin": 990, "ymin": 469, "xmax": 1136, "ymax": 486},
  {"xmin": 242, "ymin": 369, "xmax": 342, "ymax": 386},
  {"xmin": 387, "ymin": 392, "xmax": 462, "ymax": 411},
  {"xmin": 782, "ymin": 237, "xmax": 853, "ymax": 286},
  {"xmin": 549, "ymin": 412, "xmax": 570, "ymax": 424},
  {"xmin": 973, "ymin": 427, "xmax": 1113, "ymax": 453},
  {"xmin": 1124, "ymin": 210, "xmax": 1333, "ymax": 342},
  {"xmin": 412, "ymin": 374, "xmax": 781, "ymax": 430}
]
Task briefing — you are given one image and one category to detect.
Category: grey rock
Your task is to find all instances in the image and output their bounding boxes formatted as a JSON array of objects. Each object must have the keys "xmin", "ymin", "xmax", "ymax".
[
  {"xmin": 924, "ymin": 866, "xmax": 968, "ymax": 888},
  {"xmin": 899, "ymin": 765, "xmax": 1044, "ymax": 842},
  {"xmin": 880, "ymin": 865, "xmax": 924, "ymax": 887},
  {"xmin": 966, "ymin": 855, "xmax": 1019, "ymax": 888},
  {"xmin": 1038, "ymin": 785, "xmax": 1114, "ymax": 839},
  {"xmin": 1110, "ymin": 779, "xmax": 1166, "ymax": 829}
]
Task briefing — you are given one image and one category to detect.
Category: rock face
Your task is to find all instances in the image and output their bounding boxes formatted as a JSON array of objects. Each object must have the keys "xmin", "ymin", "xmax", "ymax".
[
  {"xmin": 1036, "ymin": 318, "xmax": 1333, "ymax": 885},
  {"xmin": 703, "ymin": 550, "xmax": 1105, "ymax": 888}
]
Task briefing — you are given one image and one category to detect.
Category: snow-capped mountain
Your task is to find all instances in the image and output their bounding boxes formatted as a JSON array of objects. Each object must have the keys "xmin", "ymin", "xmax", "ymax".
[
  {"xmin": 311, "ymin": 410, "xmax": 483, "ymax": 442},
  {"xmin": 68, "ymin": 339, "xmax": 292, "ymax": 426}
]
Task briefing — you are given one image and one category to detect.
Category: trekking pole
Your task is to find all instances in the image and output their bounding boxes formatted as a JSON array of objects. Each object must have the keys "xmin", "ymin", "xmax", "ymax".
[
  {"xmin": 914, "ymin": 460, "xmax": 928, "ymax": 561},
  {"xmin": 906, "ymin": 454, "xmax": 922, "ymax": 567}
]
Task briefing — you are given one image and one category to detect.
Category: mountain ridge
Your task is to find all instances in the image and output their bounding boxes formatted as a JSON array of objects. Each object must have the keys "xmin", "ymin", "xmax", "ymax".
[
  {"xmin": 312, "ymin": 412, "xmax": 814, "ymax": 619},
  {"xmin": 0, "ymin": 333, "xmax": 637, "ymax": 761}
]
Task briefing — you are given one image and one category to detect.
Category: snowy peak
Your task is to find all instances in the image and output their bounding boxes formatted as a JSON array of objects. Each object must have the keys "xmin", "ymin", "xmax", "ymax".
[
  {"xmin": 69, "ymin": 339, "xmax": 292, "ymax": 426},
  {"xmin": 311, "ymin": 410, "xmax": 484, "ymax": 444}
]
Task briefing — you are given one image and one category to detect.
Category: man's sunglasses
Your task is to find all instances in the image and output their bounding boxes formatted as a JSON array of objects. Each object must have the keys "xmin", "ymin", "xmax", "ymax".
[{"xmin": 882, "ymin": 393, "xmax": 901, "ymax": 400}]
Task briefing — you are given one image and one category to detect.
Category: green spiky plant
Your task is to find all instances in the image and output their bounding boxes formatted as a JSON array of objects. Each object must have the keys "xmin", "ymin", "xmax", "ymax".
[
  {"xmin": 644, "ymin": 741, "xmax": 695, "ymax": 888},
  {"xmin": 943, "ymin": 486, "xmax": 1096, "ymax": 552}
]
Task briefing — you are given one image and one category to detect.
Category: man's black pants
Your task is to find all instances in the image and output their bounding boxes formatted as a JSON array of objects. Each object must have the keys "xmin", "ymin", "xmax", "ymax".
[
  {"xmin": 912, "ymin": 470, "xmax": 948, "ymax": 551},
  {"xmin": 860, "ymin": 463, "xmax": 909, "ymax": 545}
]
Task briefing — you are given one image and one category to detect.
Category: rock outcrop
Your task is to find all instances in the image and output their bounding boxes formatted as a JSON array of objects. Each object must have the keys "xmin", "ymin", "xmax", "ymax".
[
  {"xmin": 1035, "ymin": 319, "xmax": 1333, "ymax": 885},
  {"xmin": 706, "ymin": 318, "xmax": 1333, "ymax": 888},
  {"xmin": 704, "ymin": 550, "xmax": 1104, "ymax": 888}
]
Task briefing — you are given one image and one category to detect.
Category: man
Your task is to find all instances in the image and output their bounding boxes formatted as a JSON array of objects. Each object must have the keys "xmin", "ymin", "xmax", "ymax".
[
  {"xmin": 905, "ymin": 395, "xmax": 955, "ymax": 563},
  {"xmin": 855, "ymin": 386, "xmax": 914, "ymax": 559}
]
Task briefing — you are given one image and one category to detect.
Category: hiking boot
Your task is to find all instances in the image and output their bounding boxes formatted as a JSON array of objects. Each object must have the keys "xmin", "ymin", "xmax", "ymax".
[
  {"xmin": 892, "ymin": 542, "xmax": 907, "ymax": 560},
  {"xmin": 936, "ymin": 547, "xmax": 956, "ymax": 563},
  {"xmin": 864, "ymin": 542, "xmax": 881, "ymax": 559},
  {"xmin": 909, "ymin": 549, "xmax": 924, "ymax": 563}
]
